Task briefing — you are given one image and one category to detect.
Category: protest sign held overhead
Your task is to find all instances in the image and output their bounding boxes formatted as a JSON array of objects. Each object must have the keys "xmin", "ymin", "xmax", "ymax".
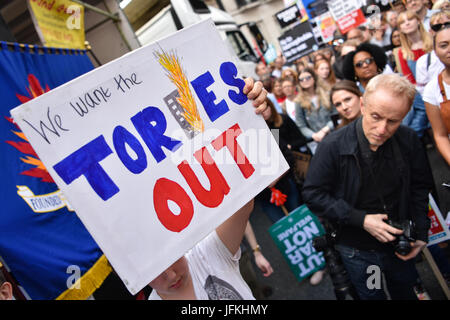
[
  {"xmin": 278, "ymin": 21, "xmax": 319, "ymax": 63},
  {"xmin": 328, "ymin": 0, "xmax": 366, "ymax": 34},
  {"xmin": 275, "ymin": 4, "xmax": 306, "ymax": 29},
  {"xmin": 10, "ymin": 19, "xmax": 289, "ymax": 295}
]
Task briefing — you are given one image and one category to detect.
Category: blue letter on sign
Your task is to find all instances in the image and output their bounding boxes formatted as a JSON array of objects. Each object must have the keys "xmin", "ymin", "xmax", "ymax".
[
  {"xmin": 131, "ymin": 106, "xmax": 182, "ymax": 163},
  {"xmin": 220, "ymin": 62, "xmax": 247, "ymax": 105},
  {"xmin": 113, "ymin": 125, "xmax": 147, "ymax": 174},
  {"xmin": 191, "ymin": 71, "xmax": 229, "ymax": 122},
  {"xmin": 53, "ymin": 135, "xmax": 119, "ymax": 201}
]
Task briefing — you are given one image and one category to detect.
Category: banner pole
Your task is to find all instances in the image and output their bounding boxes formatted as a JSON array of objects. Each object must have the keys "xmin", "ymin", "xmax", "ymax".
[{"xmin": 422, "ymin": 247, "xmax": 450, "ymax": 300}]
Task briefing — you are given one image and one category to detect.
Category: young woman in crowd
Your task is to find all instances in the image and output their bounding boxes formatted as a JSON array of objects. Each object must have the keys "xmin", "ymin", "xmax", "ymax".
[
  {"xmin": 423, "ymin": 24, "xmax": 450, "ymax": 165},
  {"xmin": 295, "ymin": 68, "xmax": 335, "ymax": 143},
  {"xmin": 387, "ymin": 28, "xmax": 402, "ymax": 71},
  {"xmin": 330, "ymin": 80, "xmax": 363, "ymax": 128},
  {"xmin": 272, "ymin": 77, "xmax": 286, "ymax": 105},
  {"xmin": 280, "ymin": 77, "xmax": 299, "ymax": 121},
  {"xmin": 256, "ymin": 98, "xmax": 308, "ymax": 223},
  {"xmin": 395, "ymin": 10, "xmax": 433, "ymax": 84},
  {"xmin": 315, "ymin": 58, "xmax": 337, "ymax": 88}
]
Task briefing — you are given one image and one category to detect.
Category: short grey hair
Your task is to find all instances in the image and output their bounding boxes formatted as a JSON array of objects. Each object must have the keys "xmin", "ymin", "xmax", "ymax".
[{"xmin": 363, "ymin": 74, "xmax": 416, "ymax": 108}]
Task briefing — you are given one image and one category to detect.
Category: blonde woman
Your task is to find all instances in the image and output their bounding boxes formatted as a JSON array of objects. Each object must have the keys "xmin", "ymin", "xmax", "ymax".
[
  {"xmin": 295, "ymin": 68, "xmax": 335, "ymax": 142},
  {"xmin": 395, "ymin": 10, "xmax": 433, "ymax": 84}
]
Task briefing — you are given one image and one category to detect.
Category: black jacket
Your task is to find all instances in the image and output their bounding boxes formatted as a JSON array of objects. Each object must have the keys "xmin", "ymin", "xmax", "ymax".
[{"xmin": 302, "ymin": 119, "xmax": 433, "ymax": 243}]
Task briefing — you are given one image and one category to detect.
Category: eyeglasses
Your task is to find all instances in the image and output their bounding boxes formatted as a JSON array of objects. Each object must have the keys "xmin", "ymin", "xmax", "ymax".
[
  {"xmin": 430, "ymin": 22, "xmax": 450, "ymax": 32},
  {"xmin": 299, "ymin": 75, "xmax": 313, "ymax": 82},
  {"xmin": 354, "ymin": 57, "xmax": 375, "ymax": 68}
]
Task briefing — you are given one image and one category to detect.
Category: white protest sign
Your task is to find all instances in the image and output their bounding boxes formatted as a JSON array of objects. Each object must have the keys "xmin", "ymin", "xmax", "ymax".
[
  {"xmin": 10, "ymin": 19, "xmax": 289, "ymax": 295},
  {"xmin": 427, "ymin": 194, "xmax": 450, "ymax": 246}
]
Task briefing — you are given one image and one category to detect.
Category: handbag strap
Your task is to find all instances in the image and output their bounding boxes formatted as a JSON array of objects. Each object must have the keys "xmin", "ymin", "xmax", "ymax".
[{"xmin": 438, "ymin": 71, "xmax": 448, "ymax": 101}]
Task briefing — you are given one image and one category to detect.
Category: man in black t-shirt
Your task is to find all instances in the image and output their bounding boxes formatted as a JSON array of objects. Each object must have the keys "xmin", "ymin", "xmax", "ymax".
[{"xmin": 302, "ymin": 74, "xmax": 433, "ymax": 300}]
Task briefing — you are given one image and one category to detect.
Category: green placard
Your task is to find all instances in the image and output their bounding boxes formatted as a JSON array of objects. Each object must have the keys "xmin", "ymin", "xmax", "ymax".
[{"xmin": 269, "ymin": 204, "xmax": 326, "ymax": 282}]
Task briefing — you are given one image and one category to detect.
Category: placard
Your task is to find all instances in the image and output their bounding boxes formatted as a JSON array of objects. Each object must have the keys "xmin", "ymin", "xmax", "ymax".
[
  {"xmin": 328, "ymin": 0, "xmax": 366, "ymax": 34},
  {"xmin": 28, "ymin": 0, "xmax": 85, "ymax": 49},
  {"xmin": 278, "ymin": 21, "xmax": 319, "ymax": 63},
  {"xmin": 269, "ymin": 205, "xmax": 325, "ymax": 282},
  {"xmin": 10, "ymin": 19, "xmax": 289, "ymax": 295},
  {"xmin": 275, "ymin": 4, "xmax": 305, "ymax": 29},
  {"xmin": 427, "ymin": 194, "xmax": 450, "ymax": 246}
]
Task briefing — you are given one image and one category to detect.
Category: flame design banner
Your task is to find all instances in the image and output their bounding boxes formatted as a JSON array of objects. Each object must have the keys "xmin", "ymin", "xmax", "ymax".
[{"xmin": 0, "ymin": 42, "xmax": 108, "ymax": 300}]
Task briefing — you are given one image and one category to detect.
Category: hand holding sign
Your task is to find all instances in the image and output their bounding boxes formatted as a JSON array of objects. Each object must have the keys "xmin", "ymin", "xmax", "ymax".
[{"xmin": 10, "ymin": 19, "xmax": 287, "ymax": 295}]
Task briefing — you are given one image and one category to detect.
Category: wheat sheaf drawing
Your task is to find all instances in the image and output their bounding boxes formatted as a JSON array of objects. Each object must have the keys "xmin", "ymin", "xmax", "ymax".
[{"xmin": 154, "ymin": 48, "xmax": 204, "ymax": 133}]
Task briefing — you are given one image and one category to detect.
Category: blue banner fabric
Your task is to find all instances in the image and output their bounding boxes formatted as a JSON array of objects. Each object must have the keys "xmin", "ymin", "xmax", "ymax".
[{"xmin": 0, "ymin": 42, "xmax": 110, "ymax": 300}]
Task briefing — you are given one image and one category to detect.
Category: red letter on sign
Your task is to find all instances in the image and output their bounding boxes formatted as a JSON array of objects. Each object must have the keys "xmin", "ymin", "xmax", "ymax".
[
  {"xmin": 153, "ymin": 178, "xmax": 194, "ymax": 232},
  {"xmin": 211, "ymin": 123, "xmax": 255, "ymax": 179},
  {"xmin": 178, "ymin": 147, "xmax": 230, "ymax": 208}
]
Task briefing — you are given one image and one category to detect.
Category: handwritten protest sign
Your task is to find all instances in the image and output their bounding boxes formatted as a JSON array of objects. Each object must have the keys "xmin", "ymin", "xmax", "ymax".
[{"xmin": 10, "ymin": 19, "xmax": 289, "ymax": 295}]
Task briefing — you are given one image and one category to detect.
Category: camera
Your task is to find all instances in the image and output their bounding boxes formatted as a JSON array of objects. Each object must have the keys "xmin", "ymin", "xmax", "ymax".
[{"xmin": 386, "ymin": 220, "xmax": 416, "ymax": 256}]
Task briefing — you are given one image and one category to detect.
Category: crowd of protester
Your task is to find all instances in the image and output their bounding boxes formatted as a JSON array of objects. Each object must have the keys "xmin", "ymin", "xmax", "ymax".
[{"xmin": 248, "ymin": 0, "xmax": 450, "ymax": 300}]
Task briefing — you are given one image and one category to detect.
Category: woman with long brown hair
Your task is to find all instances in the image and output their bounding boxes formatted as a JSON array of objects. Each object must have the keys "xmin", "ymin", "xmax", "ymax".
[
  {"xmin": 330, "ymin": 80, "xmax": 363, "ymax": 128},
  {"xmin": 295, "ymin": 68, "xmax": 335, "ymax": 143}
]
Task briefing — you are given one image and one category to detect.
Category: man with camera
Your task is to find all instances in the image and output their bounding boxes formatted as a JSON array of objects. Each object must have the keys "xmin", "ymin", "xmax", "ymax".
[{"xmin": 303, "ymin": 74, "xmax": 433, "ymax": 300}]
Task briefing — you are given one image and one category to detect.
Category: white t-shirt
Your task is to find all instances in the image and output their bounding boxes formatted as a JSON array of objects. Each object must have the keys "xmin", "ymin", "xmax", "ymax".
[
  {"xmin": 149, "ymin": 231, "xmax": 254, "ymax": 300},
  {"xmin": 285, "ymin": 99, "xmax": 297, "ymax": 121},
  {"xmin": 415, "ymin": 51, "xmax": 445, "ymax": 96},
  {"xmin": 422, "ymin": 75, "xmax": 450, "ymax": 108}
]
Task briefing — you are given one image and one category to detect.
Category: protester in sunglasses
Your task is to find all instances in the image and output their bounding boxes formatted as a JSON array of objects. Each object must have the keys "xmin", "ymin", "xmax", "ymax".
[
  {"xmin": 343, "ymin": 40, "xmax": 429, "ymax": 138},
  {"xmin": 295, "ymin": 68, "xmax": 336, "ymax": 145},
  {"xmin": 342, "ymin": 42, "xmax": 391, "ymax": 90}
]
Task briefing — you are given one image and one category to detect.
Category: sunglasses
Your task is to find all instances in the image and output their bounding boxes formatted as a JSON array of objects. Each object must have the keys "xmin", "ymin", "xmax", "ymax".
[
  {"xmin": 354, "ymin": 57, "xmax": 375, "ymax": 68},
  {"xmin": 299, "ymin": 75, "xmax": 313, "ymax": 82},
  {"xmin": 430, "ymin": 22, "xmax": 450, "ymax": 32}
]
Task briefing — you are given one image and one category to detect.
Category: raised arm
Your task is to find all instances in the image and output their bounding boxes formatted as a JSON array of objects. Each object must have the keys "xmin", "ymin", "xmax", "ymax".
[
  {"xmin": 215, "ymin": 77, "xmax": 268, "ymax": 255},
  {"xmin": 216, "ymin": 200, "xmax": 254, "ymax": 256}
]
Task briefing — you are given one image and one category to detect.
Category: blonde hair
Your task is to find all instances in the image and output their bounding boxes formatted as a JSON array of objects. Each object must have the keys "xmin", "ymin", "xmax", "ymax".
[
  {"xmin": 364, "ymin": 74, "xmax": 416, "ymax": 107},
  {"xmin": 397, "ymin": 10, "xmax": 433, "ymax": 60},
  {"xmin": 295, "ymin": 68, "xmax": 332, "ymax": 112},
  {"xmin": 430, "ymin": 9, "xmax": 450, "ymax": 25},
  {"xmin": 432, "ymin": 0, "xmax": 450, "ymax": 10}
]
